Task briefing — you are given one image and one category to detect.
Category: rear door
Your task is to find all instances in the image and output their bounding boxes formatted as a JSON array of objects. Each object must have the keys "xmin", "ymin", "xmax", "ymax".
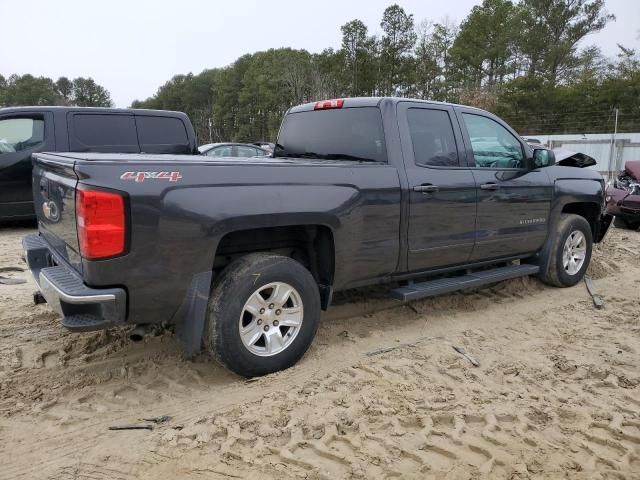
[
  {"xmin": 456, "ymin": 108, "xmax": 552, "ymax": 260},
  {"xmin": 67, "ymin": 112, "xmax": 139, "ymax": 153},
  {"xmin": 0, "ymin": 112, "xmax": 55, "ymax": 218},
  {"xmin": 398, "ymin": 102, "xmax": 477, "ymax": 271}
]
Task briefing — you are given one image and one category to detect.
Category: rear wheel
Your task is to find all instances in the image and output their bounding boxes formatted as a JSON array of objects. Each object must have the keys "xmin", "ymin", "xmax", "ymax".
[
  {"xmin": 204, "ymin": 253, "xmax": 320, "ymax": 377},
  {"xmin": 538, "ymin": 213, "xmax": 593, "ymax": 287}
]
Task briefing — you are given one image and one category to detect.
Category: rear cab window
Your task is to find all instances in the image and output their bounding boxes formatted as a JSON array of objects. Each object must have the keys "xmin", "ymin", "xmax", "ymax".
[{"xmin": 275, "ymin": 107, "xmax": 387, "ymax": 163}]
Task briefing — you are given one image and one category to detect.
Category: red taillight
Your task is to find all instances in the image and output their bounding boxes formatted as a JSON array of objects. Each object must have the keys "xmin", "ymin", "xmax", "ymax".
[
  {"xmin": 314, "ymin": 99, "xmax": 344, "ymax": 110},
  {"xmin": 76, "ymin": 189, "xmax": 126, "ymax": 260}
]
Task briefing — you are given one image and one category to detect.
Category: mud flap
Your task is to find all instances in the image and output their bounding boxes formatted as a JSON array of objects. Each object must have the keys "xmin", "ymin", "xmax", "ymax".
[
  {"xmin": 173, "ymin": 271, "xmax": 213, "ymax": 356},
  {"xmin": 594, "ymin": 213, "xmax": 613, "ymax": 243}
]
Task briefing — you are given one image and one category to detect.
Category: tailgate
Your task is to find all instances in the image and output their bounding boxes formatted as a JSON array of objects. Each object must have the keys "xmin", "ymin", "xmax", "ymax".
[{"xmin": 31, "ymin": 153, "xmax": 82, "ymax": 272}]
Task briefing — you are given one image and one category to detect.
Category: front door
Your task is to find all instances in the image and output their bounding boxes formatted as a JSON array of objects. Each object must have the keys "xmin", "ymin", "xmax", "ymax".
[
  {"xmin": 0, "ymin": 112, "xmax": 55, "ymax": 217},
  {"xmin": 456, "ymin": 109, "xmax": 553, "ymax": 261},
  {"xmin": 398, "ymin": 102, "xmax": 477, "ymax": 272}
]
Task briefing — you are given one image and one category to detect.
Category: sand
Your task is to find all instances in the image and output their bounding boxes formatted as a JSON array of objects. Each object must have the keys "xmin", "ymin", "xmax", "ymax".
[{"xmin": 0, "ymin": 222, "xmax": 638, "ymax": 479}]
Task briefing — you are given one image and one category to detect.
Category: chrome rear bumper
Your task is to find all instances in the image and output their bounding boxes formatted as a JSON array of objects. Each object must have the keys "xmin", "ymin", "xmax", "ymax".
[{"xmin": 22, "ymin": 234, "xmax": 126, "ymax": 331}]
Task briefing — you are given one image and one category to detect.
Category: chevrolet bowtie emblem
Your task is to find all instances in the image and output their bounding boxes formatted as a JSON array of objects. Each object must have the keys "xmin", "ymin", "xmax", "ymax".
[{"xmin": 42, "ymin": 200, "xmax": 60, "ymax": 222}]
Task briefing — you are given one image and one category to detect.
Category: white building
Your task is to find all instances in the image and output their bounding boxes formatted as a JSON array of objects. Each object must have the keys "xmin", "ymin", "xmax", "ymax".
[{"xmin": 530, "ymin": 133, "xmax": 640, "ymax": 176}]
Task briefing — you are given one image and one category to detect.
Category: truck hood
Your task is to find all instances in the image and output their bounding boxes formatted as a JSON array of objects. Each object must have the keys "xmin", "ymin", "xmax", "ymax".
[
  {"xmin": 624, "ymin": 161, "xmax": 640, "ymax": 180},
  {"xmin": 607, "ymin": 161, "xmax": 640, "ymax": 216},
  {"xmin": 553, "ymin": 148, "xmax": 597, "ymax": 168}
]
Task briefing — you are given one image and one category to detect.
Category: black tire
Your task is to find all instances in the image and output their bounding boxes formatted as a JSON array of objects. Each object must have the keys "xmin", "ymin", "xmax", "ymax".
[
  {"xmin": 204, "ymin": 253, "xmax": 320, "ymax": 377},
  {"xmin": 614, "ymin": 215, "xmax": 640, "ymax": 230},
  {"xmin": 537, "ymin": 213, "xmax": 593, "ymax": 287}
]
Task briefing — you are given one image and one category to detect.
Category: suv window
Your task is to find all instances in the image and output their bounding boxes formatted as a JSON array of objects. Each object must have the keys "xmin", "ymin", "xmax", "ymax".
[
  {"xmin": 236, "ymin": 145, "xmax": 261, "ymax": 157},
  {"xmin": 136, "ymin": 116, "xmax": 189, "ymax": 152},
  {"xmin": 407, "ymin": 108, "xmax": 459, "ymax": 167},
  {"xmin": 462, "ymin": 114, "xmax": 523, "ymax": 169},
  {"xmin": 206, "ymin": 146, "xmax": 232, "ymax": 157},
  {"xmin": 70, "ymin": 114, "xmax": 139, "ymax": 152},
  {"xmin": 253, "ymin": 148, "xmax": 269, "ymax": 157},
  {"xmin": 0, "ymin": 117, "xmax": 45, "ymax": 154},
  {"xmin": 275, "ymin": 107, "xmax": 387, "ymax": 163}
]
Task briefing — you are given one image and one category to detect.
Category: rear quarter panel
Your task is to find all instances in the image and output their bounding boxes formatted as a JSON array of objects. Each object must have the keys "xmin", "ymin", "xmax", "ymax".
[{"xmin": 75, "ymin": 159, "xmax": 401, "ymax": 325}]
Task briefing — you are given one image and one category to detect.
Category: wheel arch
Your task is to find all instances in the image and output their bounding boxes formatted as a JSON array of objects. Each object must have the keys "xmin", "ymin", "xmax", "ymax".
[
  {"xmin": 211, "ymin": 220, "xmax": 336, "ymax": 308},
  {"xmin": 560, "ymin": 201, "xmax": 600, "ymax": 239},
  {"xmin": 551, "ymin": 178, "xmax": 607, "ymax": 243}
]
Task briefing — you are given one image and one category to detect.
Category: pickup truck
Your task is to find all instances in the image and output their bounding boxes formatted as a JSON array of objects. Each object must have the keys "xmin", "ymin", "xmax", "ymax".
[
  {"xmin": 0, "ymin": 106, "xmax": 197, "ymax": 220},
  {"xmin": 23, "ymin": 97, "xmax": 613, "ymax": 377}
]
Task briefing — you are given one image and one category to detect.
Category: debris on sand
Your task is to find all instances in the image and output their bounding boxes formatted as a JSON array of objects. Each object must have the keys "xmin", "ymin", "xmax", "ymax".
[
  {"xmin": 108, "ymin": 424, "xmax": 154, "ymax": 431},
  {"xmin": 584, "ymin": 277, "xmax": 604, "ymax": 309},
  {"xmin": 452, "ymin": 345, "xmax": 480, "ymax": 367}
]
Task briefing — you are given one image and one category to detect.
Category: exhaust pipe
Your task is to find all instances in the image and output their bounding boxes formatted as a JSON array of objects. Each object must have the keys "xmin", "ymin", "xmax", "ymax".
[{"xmin": 129, "ymin": 324, "xmax": 152, "ymax": 342}]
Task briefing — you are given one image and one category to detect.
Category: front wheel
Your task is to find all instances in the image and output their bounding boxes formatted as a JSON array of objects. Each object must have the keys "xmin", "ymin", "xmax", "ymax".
[
  {"xmin": 204, "ymin": 253, "xmax": 320, "ymax": 377},
  {"xmin": 538, "ymin": 213, "xmax": 593, "ymax": 287}
]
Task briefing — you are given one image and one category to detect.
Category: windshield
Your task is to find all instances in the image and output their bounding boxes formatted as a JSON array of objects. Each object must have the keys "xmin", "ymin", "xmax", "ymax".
[{"xmin": 275, "ymin": 107, "xmax": 387, "ymax": 162}]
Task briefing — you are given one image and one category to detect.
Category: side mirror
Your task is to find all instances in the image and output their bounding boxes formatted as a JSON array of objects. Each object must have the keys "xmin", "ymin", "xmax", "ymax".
[{"xmin": 532, "ymin": 148, "xmax": 555, "ymax": 168}]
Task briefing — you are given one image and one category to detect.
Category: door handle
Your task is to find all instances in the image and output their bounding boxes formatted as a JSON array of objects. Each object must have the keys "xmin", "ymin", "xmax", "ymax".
[
  {"xmin": 480, "ymin": 183, "xmax": 500, "ymax": 190},
  {"xmin": 413, "ymin": 184, "xmax": 439, "ymax": 193}
]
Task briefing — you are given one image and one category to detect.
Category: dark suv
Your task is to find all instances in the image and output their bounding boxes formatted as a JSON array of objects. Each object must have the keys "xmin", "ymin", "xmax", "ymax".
[{"xmin": 0, "ymin": 106, "xmax": 197, "ymax": 220}]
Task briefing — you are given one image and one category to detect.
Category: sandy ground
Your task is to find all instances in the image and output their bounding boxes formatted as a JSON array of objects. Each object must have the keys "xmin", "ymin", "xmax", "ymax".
[{"xmin": 0, "ymin": 223, "xmax": 638, "ymax": 480}]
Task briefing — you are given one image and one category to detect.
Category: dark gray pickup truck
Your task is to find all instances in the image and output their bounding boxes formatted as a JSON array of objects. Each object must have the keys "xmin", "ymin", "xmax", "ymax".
[{"xmin": 23, "ymin": 97, "xmax": 612, "ymax": 377}]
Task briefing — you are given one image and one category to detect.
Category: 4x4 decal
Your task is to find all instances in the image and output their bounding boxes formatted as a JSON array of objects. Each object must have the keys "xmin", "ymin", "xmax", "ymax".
[{"xmin": 120, "ymin": 171, "xmax": 182, "ymax": 183}]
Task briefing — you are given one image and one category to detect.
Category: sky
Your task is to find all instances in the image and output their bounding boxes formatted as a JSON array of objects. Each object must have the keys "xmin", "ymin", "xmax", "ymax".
[{"xmin": 2, "ymin": 0, "xmax": 639, "ymax": 107}]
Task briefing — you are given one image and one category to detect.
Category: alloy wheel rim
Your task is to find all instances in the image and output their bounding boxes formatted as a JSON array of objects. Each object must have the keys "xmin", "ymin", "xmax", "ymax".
[
  {"xmin": 562, "ymin": 230, "xmax": 586, "ymax": 275},
  {"xmin": 238, "ymin": 282, "xmax": 303, "ymax": 357}
]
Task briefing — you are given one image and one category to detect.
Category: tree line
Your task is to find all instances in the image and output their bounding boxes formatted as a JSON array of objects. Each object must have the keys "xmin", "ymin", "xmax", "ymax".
[
  {"xmin": 3, "ymin": 0, "xmax": 639, "ymax": 141},
  {"xmin": 0, "ymin": 74, "xmax": 112, "ymax": 107},
  {"xmin": 132, "ymin": 0, "xmax": 639, "ymax": 141}
]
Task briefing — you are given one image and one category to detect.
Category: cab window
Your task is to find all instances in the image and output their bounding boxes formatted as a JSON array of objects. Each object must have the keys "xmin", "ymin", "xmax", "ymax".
[
  {"xmin": 407, "ymin": 108, "xmax": 459, "ymax": 167},
  {"xmin": 462, "ymin": 114, "xmax": 524, "ymax": 169},
  {"xmin": 0, "ymin": 117, "xmax": 45, "ymax": 154}
]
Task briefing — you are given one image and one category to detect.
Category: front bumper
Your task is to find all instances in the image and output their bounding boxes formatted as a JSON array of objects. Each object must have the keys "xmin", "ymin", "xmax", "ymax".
[
  {"xmin": 606, "ymin": 188, "xmax": 640, "ymax": 218},
  {"xmin": 22, "ymin": 234, "xmax": 127, "ymax": 332}
]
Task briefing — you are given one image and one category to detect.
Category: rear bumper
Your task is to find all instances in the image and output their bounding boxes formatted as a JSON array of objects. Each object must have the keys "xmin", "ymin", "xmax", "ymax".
[{"xmin": 22, "ymin": 234, "xmax": 127, "ymax": 331}]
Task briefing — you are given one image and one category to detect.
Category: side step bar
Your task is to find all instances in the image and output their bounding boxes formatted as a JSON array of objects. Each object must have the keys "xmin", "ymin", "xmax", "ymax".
[{"xmin": 389, "ymin": 264, "xmax": 540, "ymax": 302}]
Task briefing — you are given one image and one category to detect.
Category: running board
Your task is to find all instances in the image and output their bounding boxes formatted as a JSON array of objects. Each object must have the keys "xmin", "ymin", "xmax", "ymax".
[{"xmin": 389, "ymin": 264, "xmax": 540, "ymax": 302}]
